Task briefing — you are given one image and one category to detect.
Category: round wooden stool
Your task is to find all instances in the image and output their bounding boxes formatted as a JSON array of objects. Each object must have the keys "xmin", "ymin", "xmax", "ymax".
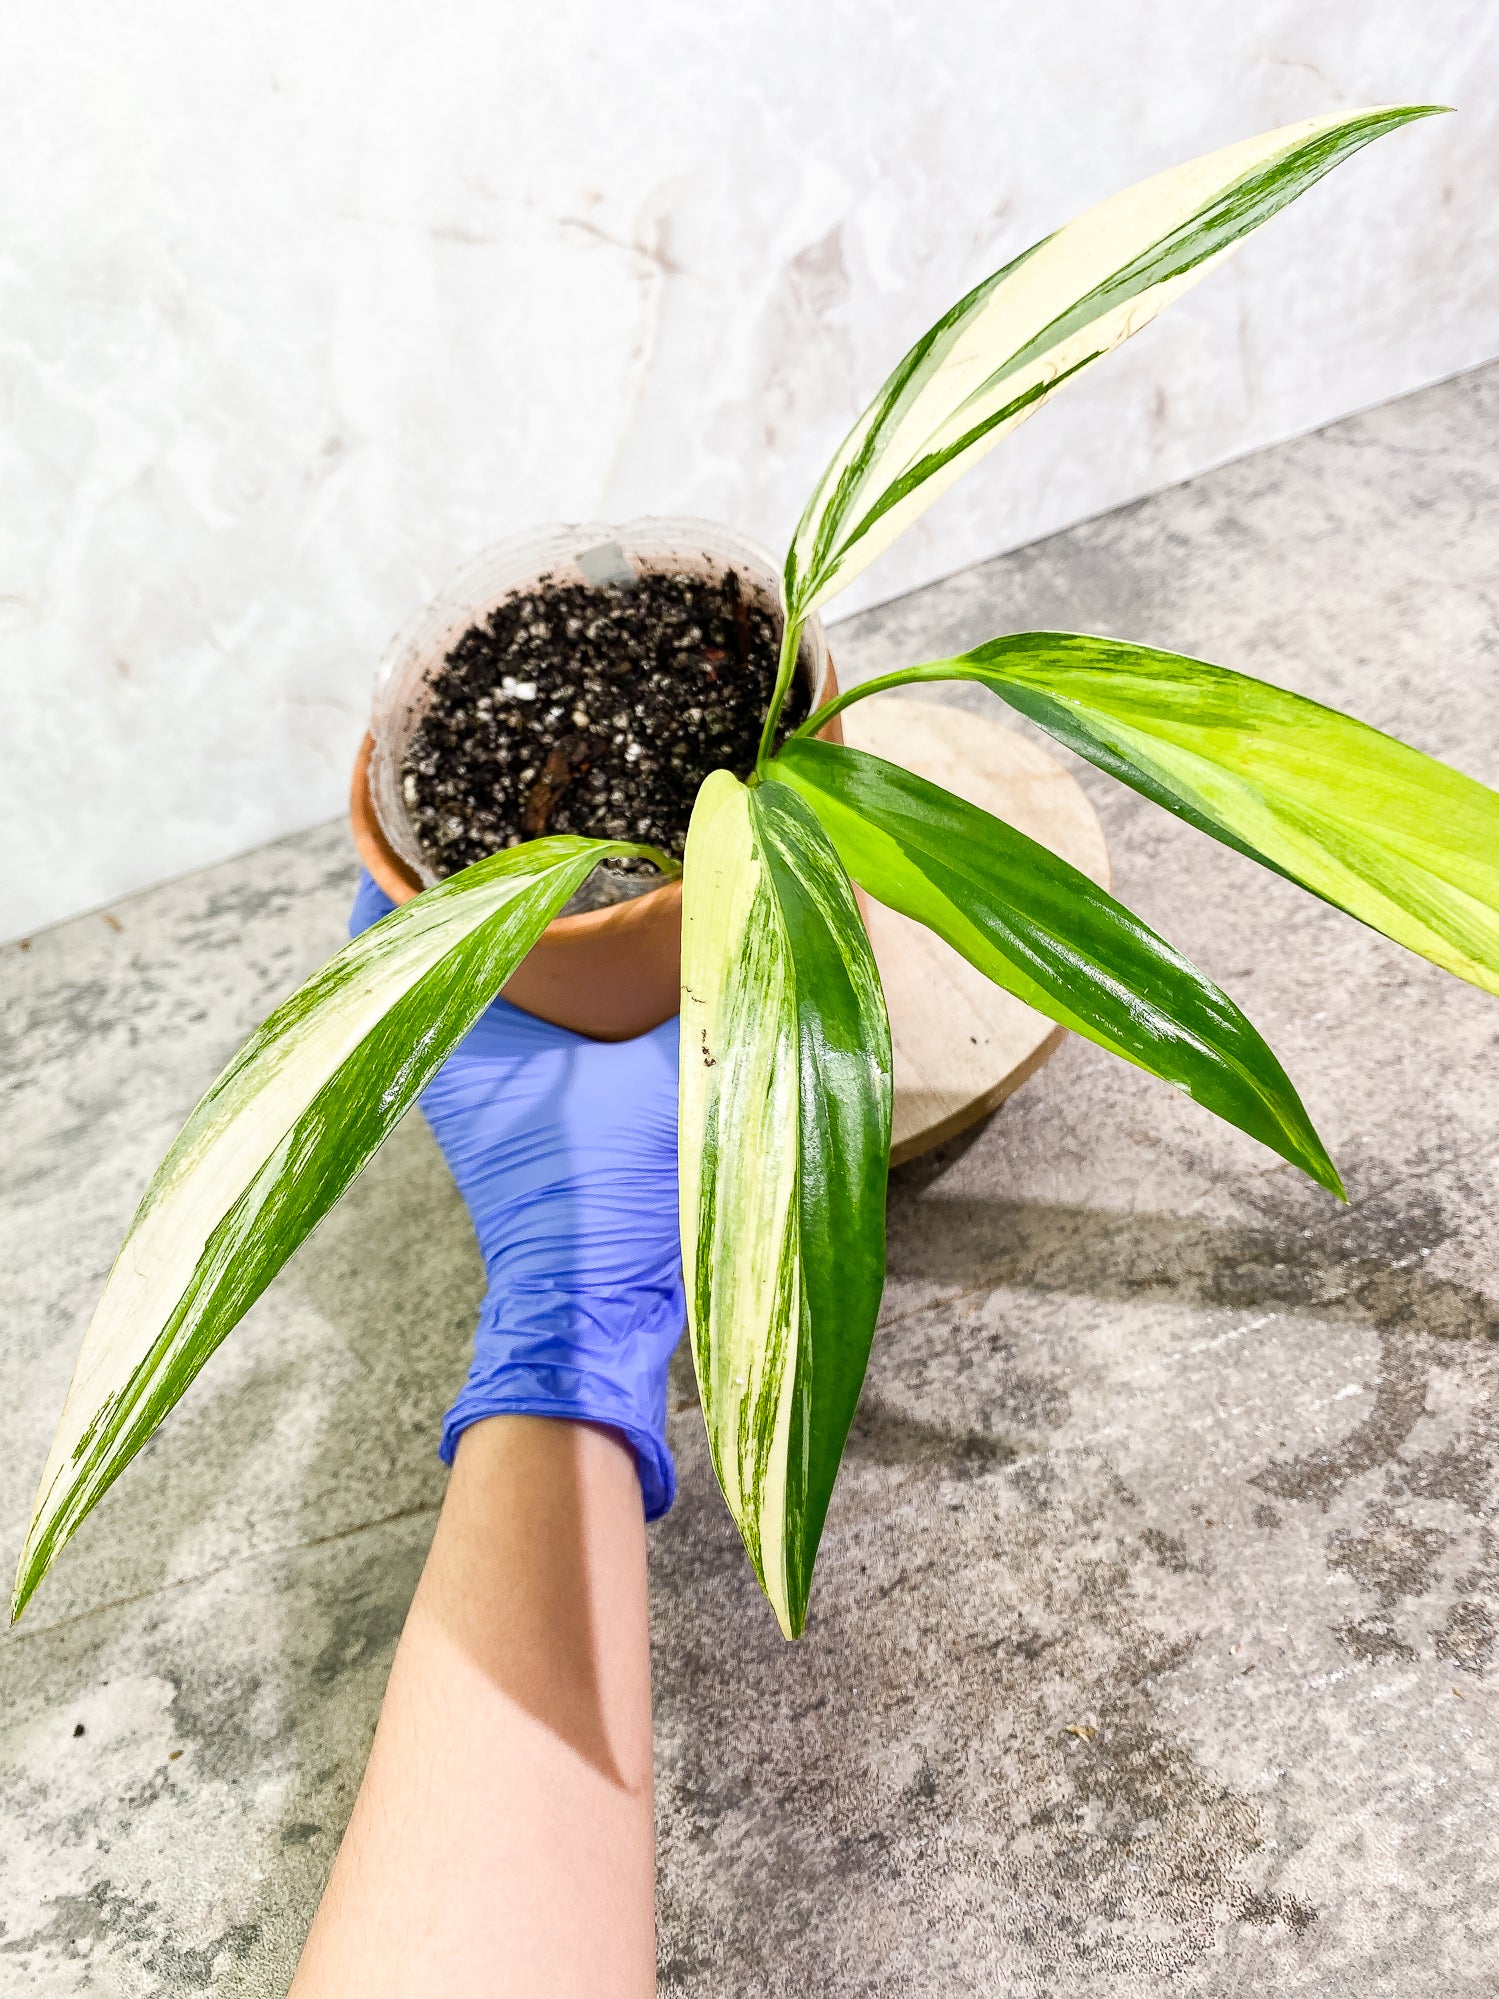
[{"xmin": 838, "ymin": 695, "xmax": 1110, "ymax": 1165}]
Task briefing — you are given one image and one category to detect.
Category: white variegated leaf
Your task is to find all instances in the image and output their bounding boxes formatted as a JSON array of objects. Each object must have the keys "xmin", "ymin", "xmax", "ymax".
[
  {"xmin": 679, "ymin": 772, "xmax": 802, "ymax": 1614},
  {"xmin": 798, "ymin": 634, "xmax": 1499, "ymax": 998},
  {"xmin": 679, "ymin": 772, "xmax": 890, "ymax": 1637},
  {"xmin": 784, "ymin": 104, "xmax": 1442, "ymax": 621},
  {"xmin": 14, "ymin": 837, "xmax": 650, "ymax": 1622}
]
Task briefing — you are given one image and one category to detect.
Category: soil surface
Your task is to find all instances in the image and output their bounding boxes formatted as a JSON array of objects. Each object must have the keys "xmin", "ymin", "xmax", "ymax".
[{"xmin": 402, "ymin": 567, "xmax": 809, "ymax": 883}]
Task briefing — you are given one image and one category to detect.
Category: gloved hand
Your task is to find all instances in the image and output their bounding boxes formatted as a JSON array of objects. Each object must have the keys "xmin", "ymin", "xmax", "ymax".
[{"xmin": 351, "ymin": 872, "xmax": 685, "ymax": 1518}]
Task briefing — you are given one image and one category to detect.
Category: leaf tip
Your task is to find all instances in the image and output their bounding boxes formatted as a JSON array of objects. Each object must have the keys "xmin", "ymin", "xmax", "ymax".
[
  {"xmin": 10, "ymin": 1548, "xmax": 40, "ymax": 1628},
  {"xmin": 1355, "ymin": 100, "xmax": 1452, "ymax": 127},
  {"xmin": 773, "ymin": 1597, "xmax": 807, "ymax": 1642},
  {"xmin": 766, "ymin": 1562, "xmax": 810, "ymax": 1641},
  {"xmin": 1304, "ymin": 1145, "xmax": 1347, "ymax": 1204}
]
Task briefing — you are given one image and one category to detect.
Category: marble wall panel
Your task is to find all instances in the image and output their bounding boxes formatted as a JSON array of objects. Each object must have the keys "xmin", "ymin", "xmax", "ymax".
[{"xmin": 2, "ymin": 0, "xmax": 1495, "ymax": 936}]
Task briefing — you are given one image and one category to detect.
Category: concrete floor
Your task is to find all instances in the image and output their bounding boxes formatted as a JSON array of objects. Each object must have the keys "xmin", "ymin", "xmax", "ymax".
[{"xmin": 3, "ymin": 363, "xmax": 1498, "ymax": 1995}]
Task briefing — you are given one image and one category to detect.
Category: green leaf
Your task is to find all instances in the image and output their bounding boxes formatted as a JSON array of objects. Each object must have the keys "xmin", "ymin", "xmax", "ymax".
[
  {"xmin": 772, "ymin": 737, "xmax": 1341, "ymax": 1195},
  {"xmin": 798, "ymin": 635, "xmax": 1499, "ymax": 998},
  {"xmin": 13, "ymin": 837, "xmax": 655, "ymax": 1623},
  {"xmin": 784, "ymin": 104, "xmax": 1443, "ymax": 621},
  {"xmin": 679, "ymin": 771, "xmax": 891, "ymax": 1637}
]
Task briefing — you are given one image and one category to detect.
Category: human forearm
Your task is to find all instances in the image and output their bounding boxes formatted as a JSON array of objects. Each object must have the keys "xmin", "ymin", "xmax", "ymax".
[{"xmin": 290, "ymin": 1416, "xmax": 655, "ymax": 1999}]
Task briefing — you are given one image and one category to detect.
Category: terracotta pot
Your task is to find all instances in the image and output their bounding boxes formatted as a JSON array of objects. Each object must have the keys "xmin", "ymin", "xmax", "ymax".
[{"xmin": 349, "ymin": 519, "xmax": 843, "ymax": 1041}]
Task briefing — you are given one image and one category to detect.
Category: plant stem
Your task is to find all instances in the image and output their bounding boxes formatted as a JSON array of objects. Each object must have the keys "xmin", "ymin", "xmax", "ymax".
[
  {"xmin": 754, "ymin": 616, "xmax": 805, "ymax": 776},
  {"xmin": 630, "ymin": 844, "xmax": 682, "ymax": 879},
  {"xmin": 780, "ymin": 665, "xmax": 923, "ymax": 748}
]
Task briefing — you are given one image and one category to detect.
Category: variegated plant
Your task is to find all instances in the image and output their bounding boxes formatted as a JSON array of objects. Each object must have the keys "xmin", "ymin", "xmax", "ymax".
[{"xmin": 18, "ymin": 103, "xmax": 1493, "ymax": 1640}]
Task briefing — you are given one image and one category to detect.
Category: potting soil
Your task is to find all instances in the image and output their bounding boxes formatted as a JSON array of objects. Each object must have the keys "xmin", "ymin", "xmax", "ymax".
[{"xmin": 402, "ymin": 568, "xmax": 809, "ymax": 882}]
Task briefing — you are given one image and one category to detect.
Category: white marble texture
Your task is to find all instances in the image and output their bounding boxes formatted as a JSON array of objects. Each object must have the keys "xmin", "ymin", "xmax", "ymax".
[{"xmin": 2, "ymin": 0, "xmax": 1496, "ymax": 939}]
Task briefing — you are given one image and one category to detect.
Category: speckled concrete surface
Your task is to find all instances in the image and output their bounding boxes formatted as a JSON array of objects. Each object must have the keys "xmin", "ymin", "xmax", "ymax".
[{"xmin": 3, "ymin": 364, "xmax": 1498, "ymax": 1994}]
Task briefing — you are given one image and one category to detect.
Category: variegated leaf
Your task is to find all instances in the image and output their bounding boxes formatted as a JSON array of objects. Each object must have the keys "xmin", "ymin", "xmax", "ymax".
[
  {"xmin": 679, "ymin": 772, "xmax": 891, "ymax": 1637},
  {"xmin": 771, "ymin": 736, "xmax": 1340, "ymax": 1194},
  {"xmin": 784, "ymin": 104, "xmax": 1442, "ymax": 621},
  {"xmin": 14, "ymin": 837, "xmax": 653, "ymax": 1622},
  {"xmin": 795, "ymin": 635, "xmax": 1499, "ymax": 998}
]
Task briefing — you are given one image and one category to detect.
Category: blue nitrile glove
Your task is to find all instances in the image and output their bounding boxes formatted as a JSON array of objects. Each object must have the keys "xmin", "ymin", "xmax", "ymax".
[{"xmin": 350, "ymin": 872, "xmax": 684, "ymax": 1518}]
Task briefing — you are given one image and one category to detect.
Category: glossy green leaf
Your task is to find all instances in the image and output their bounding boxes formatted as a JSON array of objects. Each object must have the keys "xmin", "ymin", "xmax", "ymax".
[
  {"xmin": 784, "ymin": 105, "xmax": 1442, "ymax": 622},
  {"xmin": 679, "ymin": 771, "xmax": 891, "ymax": 1637},
  {"xmin": 773, "ymin": 737, "xmax": 1340, "ymax": 1195},
  {"xmin": 796, "ymin": 634, "xmax": 1499, "ymax": 998},
  {"xmin": 13, "ymin": 837, "xmax": 660, "ymax": 1623}
]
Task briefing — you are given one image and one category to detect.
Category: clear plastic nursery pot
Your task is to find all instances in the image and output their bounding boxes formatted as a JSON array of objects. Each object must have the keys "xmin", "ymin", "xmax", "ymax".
[{"xmin": 349, "ymin": 517, "xmax": 843, "ymax": 1040}]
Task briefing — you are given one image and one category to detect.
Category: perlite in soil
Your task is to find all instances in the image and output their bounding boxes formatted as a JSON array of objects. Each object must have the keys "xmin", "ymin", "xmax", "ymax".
[{"xmin": 401, "ymin": 566, "xmax": 807, "ymax": 886}]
